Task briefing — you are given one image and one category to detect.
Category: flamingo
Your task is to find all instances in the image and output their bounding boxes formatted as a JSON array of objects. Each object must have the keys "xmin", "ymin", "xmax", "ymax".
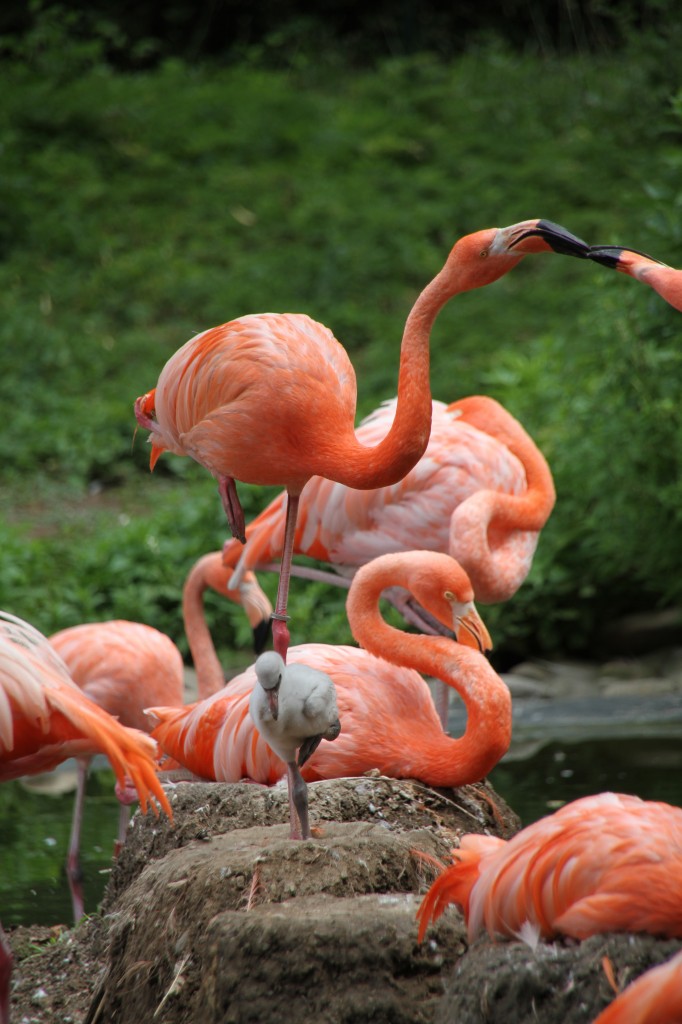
[
  {"xmin": 147, "ymin": 551, "xmax": 511, "ymax": 798},
  {"xmin": 134, "ymin": 220, "xmax": 591, "ymax": 662},
  {"xmin": 220, "ymin": 392, "xmax": 553, "ymax": 726},
  {"xmin": 47, "ymin": 559, "xmax": 271, "ymax": 919},
  {"xmin": 416, "ymin": 792, "xmax": 682, "ymax": 945},
  {"xmin": 592, "ymin": 949, "xmax": 682, "ymax": 1024},
  {"xmin": 222, "ymin": 394, "xmax": 554, "ymax": 608},
  {"xmin": 250, "ymin": 651, "xmax": 341, "ymax": 839},
  {"xmin": 0, "ymin": 610, "xmax": 171, "ymax": 1016},
  {"xmin": 588, "ymin": 242, "xmax": 682, "ymax": 311}
]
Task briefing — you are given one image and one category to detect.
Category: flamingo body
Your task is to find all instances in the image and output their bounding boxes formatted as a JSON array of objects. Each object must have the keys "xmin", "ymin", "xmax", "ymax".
[
  {"xmin": 149, "ymin": 552, "xmax": 511, "ymax": 791},
  {"xmin": 136, "ymin": 220, "xmax": 590, "ymax": 659},
  {"xmin": 0, "ymin": 612, "xmax": 169, "ymax": 814},
  {"xmin": 223, "ymin": 394, "xmax": 554, "ymax": 605},
  {"xmin": 417, "ymin": 792, "xmax": 682, "ymax": 944}
]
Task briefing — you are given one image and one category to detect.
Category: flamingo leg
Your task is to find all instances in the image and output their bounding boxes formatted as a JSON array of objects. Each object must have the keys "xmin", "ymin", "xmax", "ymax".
[
  {"xmin": 66, "ymin": 757, "xmax": 89, "ymax": 923},
  {"xmin": 0, "ymin": 923, "xmax": 12, "ymax": 1024},
  {"xmin": 113, "ymin": 802, "xmax": 132, "ymax": 858},
  {"xmin": 218, "ymin": 475, "xmax": 246, "ymax": 544},
  {"xmin": 271, "ymin": 493, "xmax": 299, "ymax": 663},
  {"xmin": 286, "ymin": 760, "xmax": 311, "ymax": 840}
]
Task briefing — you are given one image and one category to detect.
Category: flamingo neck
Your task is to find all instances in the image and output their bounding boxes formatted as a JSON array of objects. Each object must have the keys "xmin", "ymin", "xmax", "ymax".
[
  {"xmin": 182, "ymin": 555, "xmax": 227, "ymax": 698},
  {"xmin": 346, "ymin": 558, "xmax": 511, "ymax": 786},
  {"xmin": 331, "ymin": 270, "xmax": 459, "ymax": 490}
]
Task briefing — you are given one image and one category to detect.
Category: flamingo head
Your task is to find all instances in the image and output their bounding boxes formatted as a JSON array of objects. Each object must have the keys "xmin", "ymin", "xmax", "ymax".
[
  {"xmin": 442, "ymin": 219, "xmax": 590, "ymax": 294},
  {"xmin": 404, "ymin": 552, "xmax": 493, "ymax": 653},
  {"xmin": 255, "ymin": 650, "xmax": 284, "ymax": 719}
]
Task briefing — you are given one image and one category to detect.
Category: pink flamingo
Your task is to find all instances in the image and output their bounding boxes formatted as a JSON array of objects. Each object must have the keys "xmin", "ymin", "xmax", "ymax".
[
  {"xmin": 48, "ymin": 557, "xmax": 271, "ymax": 920},
  {"xmin": 0, "ymin": 610, "xmax": 171, "ymax": 1021},
  {"xmin": 134, "ymin": 221, "xmax": 590, "ymax": 663},
  {"xmin": 416, "ymin": 792, "xmax": 682, "ymax": 944},
  {"xmin": 147, "ymin": 551, "xmax": 511, "ymax": 807}
]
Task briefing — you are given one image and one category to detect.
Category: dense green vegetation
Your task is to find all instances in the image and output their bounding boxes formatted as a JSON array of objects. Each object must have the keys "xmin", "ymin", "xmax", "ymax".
[{"xmin": 1, "ymin": 9, "xmax": 681, "ymax": 668}]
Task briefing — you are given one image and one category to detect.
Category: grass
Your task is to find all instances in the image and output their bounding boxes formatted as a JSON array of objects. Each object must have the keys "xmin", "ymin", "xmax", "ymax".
[{"xmin": 1, "ymin": 14, "xmax": 682, "ymax": 664}]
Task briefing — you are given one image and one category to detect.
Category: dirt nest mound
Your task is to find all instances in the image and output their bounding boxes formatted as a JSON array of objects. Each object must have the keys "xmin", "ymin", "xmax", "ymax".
[{"xmin": 9, "ymin": 776, "xmax": 680, "ymax": 1023}]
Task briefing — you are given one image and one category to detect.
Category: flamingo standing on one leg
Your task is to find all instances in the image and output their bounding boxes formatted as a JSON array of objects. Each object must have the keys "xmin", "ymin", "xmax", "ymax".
[
  {"xmin": 592, "ymin": 948, "xmax": 682, "ymax": 1024},
  {"xmin": 147, "ymin": 551, "xmax": 511, "ymax": 800},
  {"xmin": 134, "ymin": 220, "xmax": 591, "ymax": 663},
  {"xmin": 249, "ymin": 651, "xmax": 341, "ymax": 839},
  {"xmin": 416, "ymin": 792, "xmax": 682, "ymax": 944},
  {"xmin": 0, "ymin": 610, "xmax": 171, "ymax": 1019}
]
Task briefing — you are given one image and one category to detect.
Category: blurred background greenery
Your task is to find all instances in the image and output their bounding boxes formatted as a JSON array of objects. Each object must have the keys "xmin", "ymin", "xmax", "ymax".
[{"xmin": 1, "ymin": 0, "xmax": 681, "ymax": 670}]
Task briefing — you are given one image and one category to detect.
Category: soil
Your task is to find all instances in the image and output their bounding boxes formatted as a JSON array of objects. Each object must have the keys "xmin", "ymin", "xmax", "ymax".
[{"xmin": 6, "ymin": 775, "xmax": 680, "ymax": 1023}]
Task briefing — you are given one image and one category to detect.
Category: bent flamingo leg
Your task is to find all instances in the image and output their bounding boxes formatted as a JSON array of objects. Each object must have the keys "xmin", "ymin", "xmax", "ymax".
[{"xmin": 218, "ymin": 475, "xmax": 246, "ymax": 544}]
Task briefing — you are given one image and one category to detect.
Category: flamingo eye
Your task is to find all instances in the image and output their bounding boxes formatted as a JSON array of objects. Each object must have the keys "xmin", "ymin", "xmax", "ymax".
[
  {"xmin": 444, "ymin": 590, "xmax": 455, "ymax": 601},
  {"xmin": 479, "ymin": 249, "xmax": 489, "ymax": 259}
]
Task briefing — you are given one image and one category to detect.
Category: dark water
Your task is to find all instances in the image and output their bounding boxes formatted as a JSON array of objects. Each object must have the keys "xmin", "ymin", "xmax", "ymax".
[{"xmin": 2, "ymin": 695, "xmax": 682, "ymax": 926}]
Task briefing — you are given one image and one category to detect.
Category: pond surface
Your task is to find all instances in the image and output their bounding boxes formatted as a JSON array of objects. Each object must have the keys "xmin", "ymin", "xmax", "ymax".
[{"xmin": 2, "ymin": 691, "xmax": 682, "ymax": 926}]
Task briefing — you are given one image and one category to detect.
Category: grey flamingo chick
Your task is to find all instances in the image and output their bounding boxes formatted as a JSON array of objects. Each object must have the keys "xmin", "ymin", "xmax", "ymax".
[{"xmin": 249, "ymin": 651, "xmax": 341, "ymax": 839}]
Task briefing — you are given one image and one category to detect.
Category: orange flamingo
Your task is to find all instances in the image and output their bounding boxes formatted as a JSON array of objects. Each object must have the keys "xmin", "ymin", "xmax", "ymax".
[
  {"xmin": 589, "ymin": 243, "xmax": 682, "ymax": 311},
  {"xmin": 220, "ymin": 392, "xmax": 553, "ymax": 726},
  {"xmin": 135, "ymin": 220, "xmax": 590, "ymax": 662},
  {"xmin": 592, "ymin": 949, "xmax": 682, "ymax": 1024},
  {"xmin": 48, "ymin": 558, "xmax": 271, "ymax": 919},
  {"xmin": 222, "ymin": 394, "xmax": 554, "ymax": 608},
  {"xmin": 416, "ymin": 792, "xmax": 682, "ymax": 944},
  {"xmin": 0, "ymin": 610, "xmax": 171, "ymax": 979},
  {"xmin": 148, "ymin": 551, "xmax": 511, "ymax": 794}
]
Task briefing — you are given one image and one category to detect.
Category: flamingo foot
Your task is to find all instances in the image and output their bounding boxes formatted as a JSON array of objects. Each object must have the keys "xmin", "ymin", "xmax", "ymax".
[{"xmin": 218, "ymin": 475, "xmax": 246, "ymax": 543}]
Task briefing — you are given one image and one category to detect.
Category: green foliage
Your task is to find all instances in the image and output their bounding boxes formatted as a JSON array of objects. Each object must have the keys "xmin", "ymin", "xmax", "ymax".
[{"xmin": 1, "ymin": 13, "xmax": 681, "ymax": 663}]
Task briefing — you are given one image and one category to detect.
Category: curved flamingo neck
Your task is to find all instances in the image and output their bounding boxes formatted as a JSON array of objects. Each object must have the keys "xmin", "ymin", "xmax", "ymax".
[
  {"xmin": 346, "ymin": 557, "xmax": 511, "ymax": 786},
  {"xmin": 182, "ymin": 554, "xmax": 227, "ymax": 698},
  {"xmin": 327, "ymin": 270, "xmax": 462, "ymax": 491}
]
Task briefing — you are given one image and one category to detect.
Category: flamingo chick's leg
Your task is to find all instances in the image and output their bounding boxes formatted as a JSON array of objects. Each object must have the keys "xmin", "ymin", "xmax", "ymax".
[
  {"xmin": 218, "ymin": 475, "xmax": 246, "ymax": 544},
  {"xmin": 66, "ymin": 758, "xmax": 89, "ymax": 923},
  {"xmin": 272, "ymin": 493, "xmax": 300, "ymax": 663},
  {"xmin": 286, "ymin": 760, "xmax": 311, "ymax": 840},
  {"xmin": 0, "ymin": 923, "xmax": 12, "ymax": 1024}
]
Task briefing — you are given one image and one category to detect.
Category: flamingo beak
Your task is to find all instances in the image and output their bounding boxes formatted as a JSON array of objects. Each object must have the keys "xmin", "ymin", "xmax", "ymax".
[
  {"xmin": 454, "ymin": 602, "xmax": 493, "ymax": 653},
  {"xmin": 500, "ymin": 219, "xmax": 591, "ymax": 258},
  {"xmin": 267, "ymin": 689, "xmax": 279, "ymax": 720},
  {"xmin": 149, "ymin": 444, "xmax": 165, "ymax": 471}
]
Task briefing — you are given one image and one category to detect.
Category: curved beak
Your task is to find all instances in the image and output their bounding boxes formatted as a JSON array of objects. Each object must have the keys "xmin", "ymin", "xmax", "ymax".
[
  {"xmin": 587, "ymin": 244, "xmax": 668, "ymax": 271},
  {"xmin": 499, "ymin": 219, "xmax": 591, "ymax": 258},
  {"xmin": 267, "ymin": 689, "xmax": 279, "ymax": 720},
  {"xmin": 252, "ymin": 618, "xmax": 272, "ymax": 654},
  {"xmin": 454, "ymin": 602, "xmax": 493, "ymax": 653}
]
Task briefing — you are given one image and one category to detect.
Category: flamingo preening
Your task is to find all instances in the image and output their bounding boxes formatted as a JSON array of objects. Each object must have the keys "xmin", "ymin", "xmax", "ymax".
[
  {"xmin": 416, "ymin": 792, "xmax": 682, "ymax": 944},
  {"xmin": 135, "ymin": 221, "xmax": 590, "ymax": 663},
  {"xmin": 147, "ymin": 551, "xmax": 510, "ymax": 801}
]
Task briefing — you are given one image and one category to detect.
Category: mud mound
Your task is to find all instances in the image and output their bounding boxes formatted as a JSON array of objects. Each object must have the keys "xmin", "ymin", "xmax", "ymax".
[{"xmin": 434, "ymin": 932, "xmax": 682, "ymax": 1023}]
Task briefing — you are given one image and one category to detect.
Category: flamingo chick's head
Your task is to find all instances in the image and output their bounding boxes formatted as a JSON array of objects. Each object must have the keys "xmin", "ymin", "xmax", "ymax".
[{"xmin": 255, "ymin": 650, "xmax": 284, "ymax": 719}]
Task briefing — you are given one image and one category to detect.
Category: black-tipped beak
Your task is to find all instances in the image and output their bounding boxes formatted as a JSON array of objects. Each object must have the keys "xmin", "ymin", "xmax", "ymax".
[
  {"xmin": 252, "ymin": 618, "xmax": 272, "ymax": 655},
  {"xmin": 523, "ymin": 220, "xmax": 591, "ymax": 258},
  {"xmin": 587, "ymin": 244, "xmax": 667, "ymax": 270}
]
